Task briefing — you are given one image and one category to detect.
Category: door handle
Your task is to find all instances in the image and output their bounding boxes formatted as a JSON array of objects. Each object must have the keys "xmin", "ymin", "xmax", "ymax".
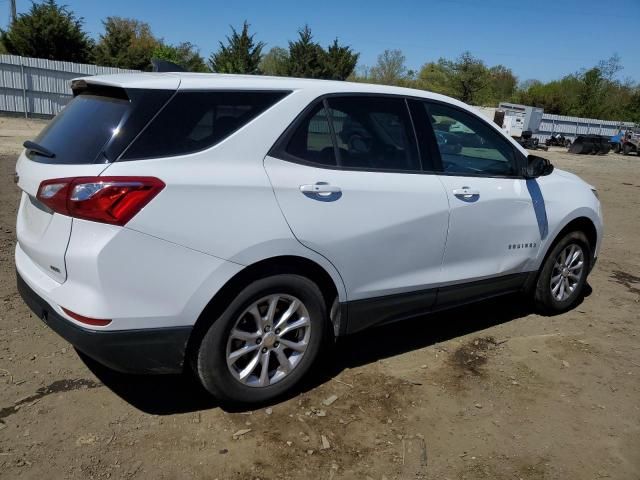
[
  {"xmin": 300, "ymin": 184, "xmax": 342, "ymax": 194},
  {"xmin": 452, "ymin": 187, "xmax": 480, "ymax": 199},
  {"xmin": 300, "ymin": 183, "xmax": 342, "ymax": 201}
]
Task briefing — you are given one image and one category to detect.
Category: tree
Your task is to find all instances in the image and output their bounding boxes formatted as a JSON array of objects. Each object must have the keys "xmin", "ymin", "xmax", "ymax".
[
  {"xmin": 286, "ymin": 25, "xmax": 327, "ymax": 78},
  {"xmin": 152, "ymin": 42, "xmax": 208, "ymax": 72},
  {"xmin": 486, "ymin": 65, "xmax": 517, "ymax": 104},
  {"xmin": 259, "ymin": 47, "xmax": 289, "ymax": 76},
  {"xmin": 324, "ymin": 39, "xmax": 359, "ymax": 80},
  {"xmin": 448, "ymin": 52, "xmax": 489, "ymax": 104},
  {"xmin": 623, "ymin": 87, "xmax": 640, "ymax": 123},
  {"xmin": 209, "ymin": 21, "xmax": 264, "ymax": 74},
  {"xmin": 0, "ymin": 0, "xmax": 93, "ymax": 63},
  {"xmin": 417, "ymin": 59, "xmax": 455, "ymax": 95},
  {"xmin": 94, "ymin": 17, "xmax": 160, "ymax": 70},
  {"xmin": 576, "ymin": 67, "xmax": 607, "ymax": 118},
  {"xmin": 573, "ymin": 55, "xmax": 623, "ymax": 118},
  {"xmin": 514, "ymin": 76, "xmax": 581, "ymax": 114},
  {"xmin": 512, "ymin": 55, "xmax": 638, "ymax": 121},
  {"xmin": 368, "ymin": 49, "xmax": 408, "ymax": 85}
]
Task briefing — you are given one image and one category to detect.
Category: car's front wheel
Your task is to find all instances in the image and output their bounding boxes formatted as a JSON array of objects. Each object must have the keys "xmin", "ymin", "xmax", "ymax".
[
  {"xmin": 195, "ymin": 274, "xmax": 327, "ymax": 404},
  {"xmin": 533, "ymin": 231, "xmax": 591, "ymax": 314}
]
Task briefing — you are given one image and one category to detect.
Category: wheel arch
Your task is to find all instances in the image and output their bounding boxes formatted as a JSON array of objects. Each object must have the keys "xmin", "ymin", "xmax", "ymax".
[
  {"xmin": 544, "ymin": 215, "xmax": 598, "ymax": 264},
  {"xmin": 526, "ymin": 215, "xmax": 599, "ymax": 293},
  {"xmin": 185, "ymin": 255, "xmax": 344, "ymax": 367},
  {"xmin": 556, "ymin": 216, "xmax": 598, "ymax": 258}
]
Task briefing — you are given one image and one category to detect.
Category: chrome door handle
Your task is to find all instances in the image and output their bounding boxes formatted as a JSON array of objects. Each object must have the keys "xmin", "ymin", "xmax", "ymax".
[
  {"xmin": 300, "ymin": 184, "xmax": 342, "ymax": 194},
  {"xmin": 453, "ymin": 187, "xmax": 480, "ymax": 199},
  {"xmin": 300, "ymin": 183, "xmax": 342, "ymax": 202}
]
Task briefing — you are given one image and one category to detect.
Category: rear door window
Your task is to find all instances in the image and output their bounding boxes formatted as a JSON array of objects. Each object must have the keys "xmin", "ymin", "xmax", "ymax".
[
  {"xmin": 121, "ymin": 91, "xmax": 290, "ymax": 160},
  {"xmin": 284, "ymin": 103, "xmax": 336, "ymax": 166},
  {"xmin": 326, "ymin": 96, "xmax": 420, "ymax": 171}
]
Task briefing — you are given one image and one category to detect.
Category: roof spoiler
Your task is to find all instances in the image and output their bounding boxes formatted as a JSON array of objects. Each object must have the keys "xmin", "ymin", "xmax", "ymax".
[
  {"xmin": 70, "ymin": 79, "xmax": 129, "ymax": 99},
  {"xmin": 151, "ymin": 59, "xmax": 187, "ymax": 73}
]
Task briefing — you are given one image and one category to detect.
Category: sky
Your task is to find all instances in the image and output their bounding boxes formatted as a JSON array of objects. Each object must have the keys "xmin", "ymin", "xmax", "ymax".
[{"xmin": 2, "ymin": 0, "xmax": 639, "ymax": 83}]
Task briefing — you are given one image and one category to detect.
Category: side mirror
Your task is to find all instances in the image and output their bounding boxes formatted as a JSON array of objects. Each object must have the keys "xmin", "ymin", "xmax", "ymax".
[{"xmin": 525, "ymin": 155, "xmax": 554, "ymax": 178}]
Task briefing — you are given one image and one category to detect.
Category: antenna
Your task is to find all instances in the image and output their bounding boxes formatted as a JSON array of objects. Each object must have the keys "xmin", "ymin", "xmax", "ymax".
[{"xmin": 10, "ymin": 0, "xmax": 17, "ymax": 24}]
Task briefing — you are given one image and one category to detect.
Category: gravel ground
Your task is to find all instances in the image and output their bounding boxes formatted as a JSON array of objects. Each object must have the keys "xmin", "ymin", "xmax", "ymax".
[{"xmin": 0, "ymin": 117, "xmax": 639, "ymax": 479}]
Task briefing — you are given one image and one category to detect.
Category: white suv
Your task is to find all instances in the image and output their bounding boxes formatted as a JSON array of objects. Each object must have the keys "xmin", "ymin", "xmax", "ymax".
[{"xmin": 15, "ymin": 73, "xmax": 603, "ymax": 403}]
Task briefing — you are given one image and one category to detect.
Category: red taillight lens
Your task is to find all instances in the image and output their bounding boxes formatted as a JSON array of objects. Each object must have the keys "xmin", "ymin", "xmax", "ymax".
[
  {"xmin": 37, "ymin": 176, "xmax": 165, "ymax": 226},
  {"xmin": 61, "ymin": 307, "xmax": 111, "ymax": 327}
]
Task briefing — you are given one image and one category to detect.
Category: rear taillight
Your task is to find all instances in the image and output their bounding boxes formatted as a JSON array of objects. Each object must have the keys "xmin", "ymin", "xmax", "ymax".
[{"xmin": 36, "ymin": 176, "xmax": 165, "ymax": 226}]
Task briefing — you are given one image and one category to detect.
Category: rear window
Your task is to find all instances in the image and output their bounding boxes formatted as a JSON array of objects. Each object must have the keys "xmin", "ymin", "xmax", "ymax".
[
  {"xmin": 30, "ymin": 93, "xmax": 130, "ymax": 164},
  {"xmin": 121, "ymin": 90, "xmax": 290, "ymax": 160},
  {"xmin": 27, "ymin": 87, "xmax": 174, "ymax": 165}
]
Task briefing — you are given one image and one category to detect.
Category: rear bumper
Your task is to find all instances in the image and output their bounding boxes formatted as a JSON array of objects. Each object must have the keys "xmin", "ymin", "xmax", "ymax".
[{"xmin": 17, "ymin": 272, "xmax": 191, "ymax": 374}]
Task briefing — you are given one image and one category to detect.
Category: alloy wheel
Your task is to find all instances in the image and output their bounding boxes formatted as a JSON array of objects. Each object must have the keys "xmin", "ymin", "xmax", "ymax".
[
  {"xmin": 550, "ymin": 243, "xmax": 585, "ymax": 301},
  {"xmin": 225, "ymin": 294, "xmax": 311, "ymax": 387}
]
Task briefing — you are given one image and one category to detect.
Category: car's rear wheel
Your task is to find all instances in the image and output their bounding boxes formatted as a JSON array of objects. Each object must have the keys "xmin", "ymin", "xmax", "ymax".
[
  {"xmin": 196, "ymin": 274, "xmax": 326, "ymax": 404},
  {"xmin": 533, "ymin": 231, "xmax": 591, "ymax": 314}
]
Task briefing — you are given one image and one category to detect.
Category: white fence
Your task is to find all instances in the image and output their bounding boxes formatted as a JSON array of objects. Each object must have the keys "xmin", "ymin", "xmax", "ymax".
[{"xmin": 0, "ymin": 54, "xmax": 138, "ymax": 117}]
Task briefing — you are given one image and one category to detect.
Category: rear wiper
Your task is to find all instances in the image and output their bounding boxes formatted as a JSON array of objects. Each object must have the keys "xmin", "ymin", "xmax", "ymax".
[{"xmin": 23, "ymin": 140, "xmax": 56, "ymax": 158}]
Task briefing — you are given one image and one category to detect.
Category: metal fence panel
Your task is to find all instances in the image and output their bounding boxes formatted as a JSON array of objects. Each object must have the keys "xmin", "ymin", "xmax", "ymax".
[
  {"xmin": 535, "ymin": 113, "xmax": 635, "ymax": 142},
  {"xmin": 0, "ymin": 54, "xmax": 138, "ymax": 117}
]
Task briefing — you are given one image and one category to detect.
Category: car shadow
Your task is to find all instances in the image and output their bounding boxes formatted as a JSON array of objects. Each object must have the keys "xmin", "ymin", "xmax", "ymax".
[{"xmin": 80, "ymin": 286, "xmax": 591, "ymax": 415}]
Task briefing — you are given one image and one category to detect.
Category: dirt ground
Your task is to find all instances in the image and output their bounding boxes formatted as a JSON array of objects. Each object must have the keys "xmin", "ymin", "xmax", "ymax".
[{"xmin": 0, "ymin": 116, "xmax": 639, "ymax": 480}]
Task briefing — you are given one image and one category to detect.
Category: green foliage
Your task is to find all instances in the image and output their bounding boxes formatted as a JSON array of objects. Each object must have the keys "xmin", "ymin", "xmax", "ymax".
[
  {"xmin": 487, "ymin": 65, "xmax": 517, "ymax": 104},
  {"xmin": 209, "ymin": 21, "xmax": 264, "ymax": 74},
  {"xmin": 324, "ymin": 39, "xmax": 359, "ymax": 80},
  {"xmin": 447, "ymin": 52, "xmax": 489, "ymax": 103},
  {"xmin": 360, "ymin": 50, "xmax": 516, "ymax": 106},
  {"xmin": 259, "ymin": 47, "xmax": 290, "ymax": 76},
  {"xmin": 366, "ymin": 49, "xmax": 409, "ymax": 85},
  {"xmin": 416, "ymin": 59, "xmax": 456, "ymax": 96},
  {"xmin": 94, "ymin": 17, "xmax": 160, "ymax": 71},
  {"xmin": 623, "ymin": 88, "xmax": 640, "ymax": 123},
  {"xmin": 514, "ymin": 76, "xmax": 581, "ymax": 114},
  {"xmin": 514, "ymin": 55, "xmax": 639, "ymax": 121},
  {"xmin": 0, "ymin": 0, "xmax": 93, "ymax": 63},
  {"xmin": 283, "ymin": 26, "xmax": 358, "ymax": 80},
  {"xmin": 285, "ymin": 25, "xmax": 327, "ymax": 78},
  {"xmin": 152, "ymin": 42, "xmax": 209, "ymax": 72}
]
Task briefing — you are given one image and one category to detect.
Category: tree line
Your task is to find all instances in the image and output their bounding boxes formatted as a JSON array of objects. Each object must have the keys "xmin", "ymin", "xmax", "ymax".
[
  {"xmin": 0, "ymin": 1, "xmax": 358, "ymax": 80},
  {"xmin": 356, "ymin": 50, "xmax": 640, "ymax": 122},
  {"xmin": 1, "ymin": 0, "xmax": 638, "ymax": 122}
]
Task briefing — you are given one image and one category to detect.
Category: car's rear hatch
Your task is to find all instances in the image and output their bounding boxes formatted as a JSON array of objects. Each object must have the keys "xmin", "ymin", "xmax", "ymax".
[{"xmin": 15, "ymin": 75, "xmax": 179, "ymax": 283}]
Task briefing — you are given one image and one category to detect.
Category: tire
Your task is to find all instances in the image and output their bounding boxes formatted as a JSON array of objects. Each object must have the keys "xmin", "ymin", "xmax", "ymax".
[
  {"xmin": 533, "ymin": 231, "xmax": 591, "ymax": 314},
  {"xmin": 623, "ymin": 143, "xmax": 632, "ymax": 155},
  {"xmin": 195, "ymin": 274, "xmax": 327, "ymax": 404}
]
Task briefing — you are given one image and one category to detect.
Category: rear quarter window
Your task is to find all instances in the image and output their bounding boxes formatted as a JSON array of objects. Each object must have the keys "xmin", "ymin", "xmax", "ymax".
[{"xmin": 121, "ymin": 90, "xmax": 290, "ymax": 160}]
